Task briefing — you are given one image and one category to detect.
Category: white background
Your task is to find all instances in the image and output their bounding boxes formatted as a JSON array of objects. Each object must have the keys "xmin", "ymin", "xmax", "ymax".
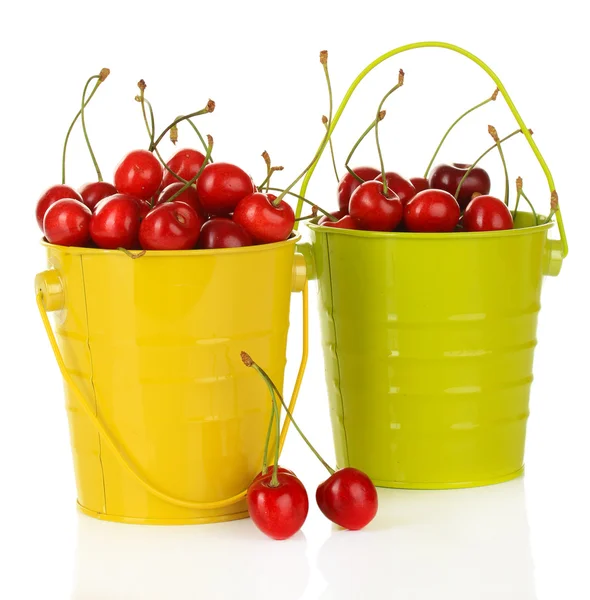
[{"xmin": 1, "ymin": 1, "xmax": 589, "ymax": 598}]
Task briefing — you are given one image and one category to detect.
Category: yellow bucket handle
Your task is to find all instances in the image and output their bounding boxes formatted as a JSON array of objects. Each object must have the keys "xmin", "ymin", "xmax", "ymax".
[
  {"xmin": 35, "ymin": 277, "xmax": 309, "ymax": 512},
  {"xmin": 296, "ymin": 41, "xmax": 568, "ymax": 258}
]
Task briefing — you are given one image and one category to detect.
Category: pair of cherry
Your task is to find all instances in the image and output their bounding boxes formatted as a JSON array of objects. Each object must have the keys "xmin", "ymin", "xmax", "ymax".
[{"xmin": 241, "ymin": 353, "xmax": 378, "ymax": 541}]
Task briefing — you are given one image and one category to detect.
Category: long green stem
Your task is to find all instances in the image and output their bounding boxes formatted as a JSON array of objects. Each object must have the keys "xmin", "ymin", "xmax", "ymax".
[
  {"xmin": 520, "ymin": 190, "xmax": 539, "ymax": 225},
  {"xmin": 423, "ymin": 89, "xmax": 498, "ymax": 178},
  {"xmin": 261, "ymin": 403, "xmax": 275, "ymax": 475},
  {"xmin": 344, "ymin": 111, "xmax": 385, "ymax": 183},
  {"xmin": 455, "ymin": 128, "xmax": 524, "ymax": 201},
  {"xmin": 165, "ymin": 136, "xmax": 213, "ymax": 203},
  {"xmin": 321, "ymin": 56, "xmax": 338, "ymax": 184},
  {"xmin": 242, "ymin": 352, "xmax": 335, "ymax": 476},
  {"xmin": 80, "ymin": 75, "xmax": 104, "ymax": 181},
  {"xmin": 375, "ymin": 69, "xmax": 404, "ymax": 195},
  {"xmin": 512, "ymin": 177, "xmax": 523, "ymax": 218},
  {"xmin": 151, "ymin": 100, "xmax": 215, "ymax": 150},
  {"xmin": 184, "ymin": 117, "xmax": 214, "ymax": 163},
  {"xmin": 489, "ymin": 125, "xmax": 509, "ymax": 206},
  {"xmin": 267, "ymin": 187, "xmax": 336, "ymax": 221},
  {"xmin": 323, "ymin": 117, "xmax": 339, "ymax": 183}
]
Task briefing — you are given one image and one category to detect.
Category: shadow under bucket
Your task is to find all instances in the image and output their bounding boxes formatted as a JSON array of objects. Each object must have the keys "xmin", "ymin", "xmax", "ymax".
[{"xmin": 301, "ymin": 214, "xmax": 562, "ymax": 489}]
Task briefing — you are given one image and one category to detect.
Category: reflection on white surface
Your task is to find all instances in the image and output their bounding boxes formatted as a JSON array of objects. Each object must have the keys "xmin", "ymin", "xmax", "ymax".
[{"xmin": 72, "ymin": 478, "xmax": 536, "ymax": 599}]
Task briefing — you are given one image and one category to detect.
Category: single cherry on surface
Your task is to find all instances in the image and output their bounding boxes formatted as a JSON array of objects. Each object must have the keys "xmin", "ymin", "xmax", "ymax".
[
  {"xmin": 36, "ymin": 185, "xmax": 83, "ymax": 231},
  {"xmin": 233, "ymin": 192, "xmax": 295, "ymax": 244},
  {"xmin": 90, "ymin": 193, "xmax": 142, "ymax": 249},
  {"xmin": 43, "ymin": 199, "xmax": 92, "ymax": 247},
  {"xmin": 337, "ymin": 166, "xmax": 381, "ymax": 212},
  {"xmin": 374, "ymin": 171, "xmax": 416, "ymax": 206},
  {"xmin": 199, "ymin": 218, "xmax": 253, "ymax": 249},
  {"xmin": 247, "ymin": 471, "xmax": 309, "ymax": 540},
  {"xmin": 156, "ymin": 183, "xmax": 207, "ymax": 221},
  {"xmin": 404, "ymin": 189, "xmax": 461, "ymax": 233},
  {"xmin": 196, "ymin": 162, "xmax": 255, "ymax": 216},
  {"xmin": 316, "ymin": 467, "xmax": 378, "ymax": 531},
  {"xmin": 321, "ymin": 215, "xmax": 359, "ymax": 230},
  {"xmin": 428, "ymin": 163, "xmax": 491, "ymax": 210},
  {"xmin": 463, "ymin": 195, "xmax": 514, "ymax": 232},
  {"xmin": 349, "ymin": 180, "xmax": 403, "ymax": 232},
  {"xmin": 409, "ymin": 176, "xmax": 429, "ymax": 194},
  {"xmin": 139, "ymin": 201, "xmax": 203, "ymax": 250},
  {"xmin": 114, "ymin": 149, "xmax": 163, "ymax": 201},
  {"xmin": 161, "ymin": 148, "xmax": 206, "ymax": 189},
  {"xmin": 79, "ymin": 181, "xmax": 118, "ymax": 211}
]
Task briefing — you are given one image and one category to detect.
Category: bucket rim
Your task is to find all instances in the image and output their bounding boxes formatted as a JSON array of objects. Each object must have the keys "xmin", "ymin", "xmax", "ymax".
[
  {"xmin": 308, "ymin": 214, "xmax": 553, "ymax": 240},
  {"xmin": 40, "ymin": 233, "xmax": 301, "ymax": 256}
]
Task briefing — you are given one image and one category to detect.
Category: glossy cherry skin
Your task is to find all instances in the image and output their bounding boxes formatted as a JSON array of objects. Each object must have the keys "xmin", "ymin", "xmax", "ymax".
[
  {"xmin": 114, "ymin": 149, "xmax": 163, "ymax": 201},
  {"xmin": 233, "ymin": 192, "xmax": 295, "ymax": 244},
  {"xmin": 79, "ymin": 181, "xmax": 118, "ymax": 211},
  {"xmin": 247, "ymin": 472, "xmax": 309, "ymax": 540},
  {"xmin": 137, "ymin": 199, "xmax": 152, "ymax": 220},
  {"xmin": 90, "ymin": 194, "xmax": 142, "ymax": 249},
  {"xmin": 428, "ymin": 163, "xmax": 491, "ymax": 210},
  {"xmin": 316, "ymin": 468, "xmax": 378, "ymax": 531},
  {"xmin": 139, "ymin": 202, "xmax": 203, "ymax": 250},
  {"xmin": 43, "ymin": 199, "xmax": 92, "ymax": 247},
  {"xmin": 161, "ymin": 148, "xmax": 206, "ymax": 189},
  {"xmin": 463, "ymin": 195, "xmax": 514, "ymax": 232},
  {"xmin": 404, "ymin": 189, "xmax": 461, "ymax": 233},
  {"xmin": 409, "ymin": 176, "xmax": 429, "ymax": 194},
  {"xmin": 156, "ymin": 183, "xmax": 207, "ymax": 221},
  {"xmin": 349, "ymin": 180, "xmax": 403, "ymax": 232},
  {"xmin": 374, "ymin": 171, "xmax": 417, "ymax": 206},
  {"xmin": 252, "ymin": 466, "xmax": 295, "ymax": 485},
  {"xmin": 337, "ymin": 166, "xmax": 381, "ymax": 212},
  {"xmin": 318, "ymin": 209, "xmax": 347, "ymax": 225},
  {"xmin": 321, "ymin": 215, "xmax": 359, "ymax": 230},
  {"xmin": 198, "ymin": 218, "xmax": 253, "ymax": 249},
  {"xmin": 196, "ymin": 162, "xmax": 255, "ymax": 216},
  {"xmin": 36, "ymin": 184, "xmax": 83, "ymax": 231}
]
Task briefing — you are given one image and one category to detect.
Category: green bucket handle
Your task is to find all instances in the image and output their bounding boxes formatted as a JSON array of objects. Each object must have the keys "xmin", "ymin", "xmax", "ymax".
[{"xmin": 295, "ymin": 41, "xmax": 568, "ymax": 259}]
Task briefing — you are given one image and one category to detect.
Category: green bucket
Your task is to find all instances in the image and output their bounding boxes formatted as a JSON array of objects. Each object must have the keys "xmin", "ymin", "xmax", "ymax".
[{"xmin": 297, "ymin": 42, "xmax": 567, "ymax": 489}]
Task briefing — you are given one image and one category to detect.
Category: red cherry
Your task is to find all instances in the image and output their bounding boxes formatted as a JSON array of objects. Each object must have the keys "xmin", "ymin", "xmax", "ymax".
[
  {"xmin": 43, "ymin": 199, "xmax": 92, "ymax": 247},
  {"xmin": 139, "ymin": 202, "xmax": 203, "ymax": 250},
  {"xmin": 137, "ymin": 199, "xmax": 152, "ymax": 220},
  {"xmin": 252, "ymin": 466, "xmax": 295, "ymax": 485},
  {"xmin": 321, "ymin": 215, "xmax": 359, "ymax": 230},
  {"xmin": 349, "ymin": 180, "xmax": 403, "ymax": 232},
  {"xmin": 233, "ymin": 192, "xmax": 295, "ymax": 244},
  {"xmin": 247, "ymin": 472, "xmax": 309, "ymax": 540},
  {"xmin": 196, "ymin": 162, "xmax": 255, "ymax": 216},
  {"xmin": 316, "ymin": 468, "xmax": 378, "ymax": 531},
  {"xmin": 78, "ymin": 181, "xmax": 118, "ymax": 211},
  {"xmin": 90, "ymin": 194, "xmax": 142, "ymax": 249},
  {"xmin": 35, "ymin": 184, "xmax": 83, "ymax": 231},
  {"xmin": 409, "ymin": 176, "xmax": 429, "ymax": 193},
  {"xmin": 198, "ymin": 218, "xmax": 252, "ymax": 249},
  {"xmin": 114, "ymin": 149, "xmax": 163, "ymax": 201},
  {"xmin": 428, "ymin": 163, "xmax": 491, "ymax": 210},
  {"xmin": 161, "ymin": 148, "xmax": 206, "ymax": 189},
  {"xmin": 337, "ymin": 166, "xmax": 381, "ymax": 212},
  {"xmin": 318, "ymin": 209, "xmax": 347, "ymax": 225},
  {"xmin": 156, "ymin": 183, "xmax": 206, "ymax": 221},
  {"xmin": 463, "ymin": 195, "xmax": 514, "ymax": 232},
  {"xmin": 374, "ymin": 171, "xmax": 416, "ymax": 206},
  {"xmin": 404, "ymin": 189, "xmax": 461, "ymax": 233}
]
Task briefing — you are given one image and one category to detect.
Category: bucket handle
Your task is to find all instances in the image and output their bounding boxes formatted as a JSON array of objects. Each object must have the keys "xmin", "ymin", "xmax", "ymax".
[
  {"xmin": 35, "ymin": 262, "xmax": 309, "ymax": 512},
  {"xmin": 295, "ymin": 41, "xmax": 568, "ymax": 259}
]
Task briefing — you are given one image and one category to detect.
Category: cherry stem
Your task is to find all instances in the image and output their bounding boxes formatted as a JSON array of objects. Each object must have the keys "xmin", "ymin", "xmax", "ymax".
[
  {"xmin": 455, "ymin": 128, "xmax": 525, "ymax": 201},
  {"xmin": 117, "ymin": 248, "xmax": 146, "ymax": 259},
  {"xmin": 241, "ymin": 352, "xmax": 335, "ymax": 476},
  {"xmin": 80, "ymin": 75, "xmax": 104, "ymax": 182},
  {"xmin": 295, "ymin": 206, "xmax": 318, "ymax": 221},
  {"xmin": 258, "ymin": 167, "xmax": 283, "ymax": 192},
  {"xmin": 488, "ymin": 125, "xmax": 509, "ymax": 206},
  {"xmin": 151, "ymin": 100, "xmax": 215, "ymax": 150},
  {"xmin": 520, "ymin": 189, "xmax": 539, "ymax": 225},
  {"xmin": 260, "ymin": 402, "xmax": 275, "ymax": 475},
  {"xmin": 137, "ymin": 81, "xmax": 155, "ymax": 150},
  {"xmin": 375, "ymin": 69, "xmax": 404, "ymax": 195},
  {"xmin": 178, "ymin": 116, "xmax": 215, "ymax": 163},
  {"xmin": 273, "ymin": 51, "xmax": 334, "ymax": 205},
  {"xmin": 344, "ymin": 111, "xmax": 386, "ymax": 184},
  {"xmin": 423, "ymin": 88, "xmax": 498, "ymax": 178},
  {"xmin": 165, "ymin": 135, "xmax": 213, "ymax": 203},
  {"xmin": 323, "ymin": 117, "xmax": 339, "ymax": 183},
  {"xmin": 136, "ymin": 95, "xmax": 189, "ymax": 185},
  {"xmin": 267, "ymin": 187, "xmax": 336, "ymax": 221}
]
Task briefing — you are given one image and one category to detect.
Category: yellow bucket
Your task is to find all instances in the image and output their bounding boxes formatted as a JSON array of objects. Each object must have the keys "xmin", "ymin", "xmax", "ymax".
[{"xmin": 35, "ymin": 238, "xmax": 308, "ymax": 525}]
